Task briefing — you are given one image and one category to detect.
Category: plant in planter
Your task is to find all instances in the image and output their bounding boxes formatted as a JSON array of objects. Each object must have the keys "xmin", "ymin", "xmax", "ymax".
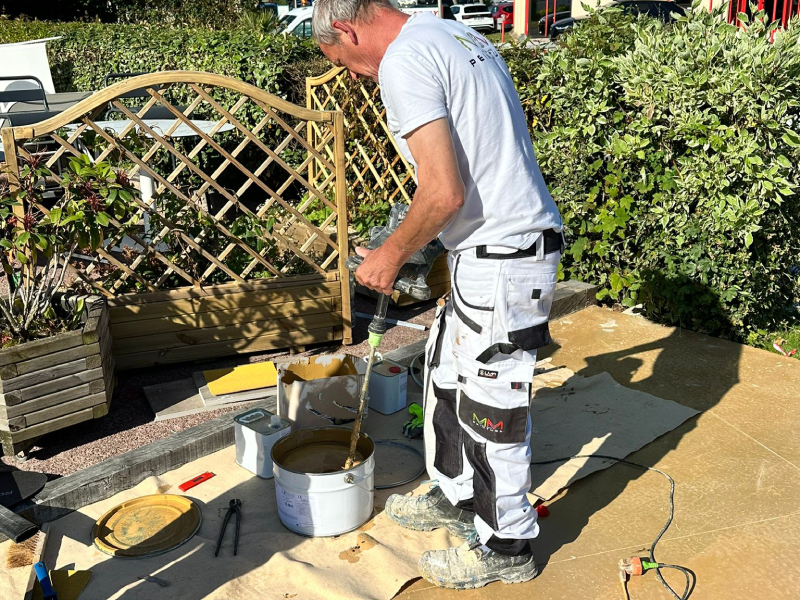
[
  {"xmin": 1, "ymin": 154, "xmax": 138, "ymax": 343},
  {"xmin": 0, "ymin": 153, "xmax": 139, "ymax": 458}
]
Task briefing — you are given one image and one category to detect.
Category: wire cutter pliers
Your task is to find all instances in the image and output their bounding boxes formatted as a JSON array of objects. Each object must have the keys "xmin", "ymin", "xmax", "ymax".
[{"xmin": 215, "ymin": 499, "xmax": 242, "ymax": 557}]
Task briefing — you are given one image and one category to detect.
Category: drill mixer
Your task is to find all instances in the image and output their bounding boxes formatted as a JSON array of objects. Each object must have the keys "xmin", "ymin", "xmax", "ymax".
[{"xmin": 343, "ymin": 204, "xmax": 443, "ymax": 468}]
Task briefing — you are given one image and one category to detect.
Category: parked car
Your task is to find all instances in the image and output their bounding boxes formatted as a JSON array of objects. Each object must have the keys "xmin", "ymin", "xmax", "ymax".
[
  {"xmin": 278, "ymin": 6, "xmax": 314, "ymax": 38},
  {"xmin": 489, "ymin": 2, "xmax": 514, "ymax": 31},
  {"xmin": 450, "ymin": 4, "xmax": 495, "ymax": 31},
  {"xmin": 549, "ymin": 0, "xmax": 685, "ymax": 39},
  {"xmin": 256, "ymin": 2, "xmax": 291, "ymax": 18},
  {"xmin": 397, "ymin": 0, "xmax": 457, "ymax": 20},
  {"xmin": 538, "ymin": 10, "xmax": 570, "ymax": 35}
]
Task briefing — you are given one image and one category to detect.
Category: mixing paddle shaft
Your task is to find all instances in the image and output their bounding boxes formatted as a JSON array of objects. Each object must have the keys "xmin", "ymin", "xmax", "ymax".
[{"xmin": 344, "ymin": 294, "xmax": 389, "ymax": 469}]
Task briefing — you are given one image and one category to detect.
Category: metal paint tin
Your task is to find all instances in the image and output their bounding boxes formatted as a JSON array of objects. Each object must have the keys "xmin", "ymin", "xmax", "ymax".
[
  {"xmin": 234, "ymin": 408, "xmax": 291, "ymax": 479},
  {"xmin": 271, "ymin": 427, "xmax": 375, "ymax": 537}
]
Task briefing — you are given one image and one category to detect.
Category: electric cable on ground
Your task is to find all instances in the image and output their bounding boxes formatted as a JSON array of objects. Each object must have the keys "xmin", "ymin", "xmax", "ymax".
[
  {"xmin": 406, "ymin": 352, "xmax": 690, "ymax": 596},
  {"xmin": 530, "ymin": 454, "xmax": 696, "ymax": 600}
]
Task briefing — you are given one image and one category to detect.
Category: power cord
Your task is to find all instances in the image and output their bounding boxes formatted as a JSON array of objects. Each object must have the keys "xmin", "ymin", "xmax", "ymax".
[
  {"xmin": 406, "ymin": 355, "xmax": 692, "ymax": 597},
  {"xmin": 530, "ymin": 454, "xmax": 696, "ymax": 600}
]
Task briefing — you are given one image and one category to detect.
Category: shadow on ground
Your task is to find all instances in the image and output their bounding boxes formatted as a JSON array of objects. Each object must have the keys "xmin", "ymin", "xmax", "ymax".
[{"xmin": 532, "ymin": 276, "xmax": 742, "ymax": 574}]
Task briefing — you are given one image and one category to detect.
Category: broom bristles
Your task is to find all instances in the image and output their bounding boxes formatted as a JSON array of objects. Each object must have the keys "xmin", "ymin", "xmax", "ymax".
[{"xmin": 5, "ymin": 532, "xmax": 39, "ymax": 569}]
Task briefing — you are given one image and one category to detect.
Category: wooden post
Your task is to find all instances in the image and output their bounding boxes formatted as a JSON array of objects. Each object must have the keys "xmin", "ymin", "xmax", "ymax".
[
  {"xmin": 1, "ymin": 128, "xmax": 23, "ymax": 222},
  {"xmin": 333, "ymin": 112, "xmax": 353, "ymax": 345},
  {"xmin": 1, "ymin": 128, "xmax": 27, "ymax": 293},
  {"xmin": 306, "ymin": 76, "xmax": 316, "ymax": 188}
]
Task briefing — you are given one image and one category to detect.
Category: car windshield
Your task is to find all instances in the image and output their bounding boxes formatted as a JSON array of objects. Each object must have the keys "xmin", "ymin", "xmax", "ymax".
[
  {"xmin": 278, "ymin": 14, "xmax": 296, "ymax": 31},
  {"xmin": 451, "ymin": 6, "xmax": 460, "ymax": 12},
  {"xmin": 464, "ymin": 5, "xmax": 488, "ymax": 13},
  {"xmin": 489, "ymin": 5, "xmax": 499, "ymax": 13}
]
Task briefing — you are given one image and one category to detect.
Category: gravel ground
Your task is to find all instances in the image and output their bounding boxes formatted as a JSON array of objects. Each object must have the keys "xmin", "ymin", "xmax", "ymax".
[{"xmin": 0, "ymin": 294, "xmax": 438, "ymax": 478}]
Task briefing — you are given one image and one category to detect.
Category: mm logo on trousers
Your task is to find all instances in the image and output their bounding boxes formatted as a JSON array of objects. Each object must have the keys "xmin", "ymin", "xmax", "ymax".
[{"xmin": 472, "ymin": 413, "xmax": 504, "ymax": 433}]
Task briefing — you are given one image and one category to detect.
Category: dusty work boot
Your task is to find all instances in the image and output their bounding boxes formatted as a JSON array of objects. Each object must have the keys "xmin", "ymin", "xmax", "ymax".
[
  {"xmin": 419, "ymin": 537, "xmax": 538, "ymax": 589},
  {"xmin": 384, "ymin": 484, "xmax": 476, "ymax": 538}
]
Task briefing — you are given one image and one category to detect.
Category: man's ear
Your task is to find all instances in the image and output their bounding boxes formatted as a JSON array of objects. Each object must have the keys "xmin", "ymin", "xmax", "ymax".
[{"xmin": 332, "ymin": 21, "xmax": 358, "ymax": 45}]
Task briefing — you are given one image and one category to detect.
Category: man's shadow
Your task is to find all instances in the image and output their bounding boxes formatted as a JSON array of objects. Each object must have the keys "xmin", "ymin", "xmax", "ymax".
[{"xmin": 532, "ymin": 272, "xmax": 742, "ymax": 567}]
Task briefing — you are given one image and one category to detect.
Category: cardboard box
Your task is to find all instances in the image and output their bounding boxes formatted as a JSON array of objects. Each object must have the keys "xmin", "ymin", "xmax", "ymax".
[{"xmin": 277, "ymin": 354, "xmax": 368, "ymax": 430}]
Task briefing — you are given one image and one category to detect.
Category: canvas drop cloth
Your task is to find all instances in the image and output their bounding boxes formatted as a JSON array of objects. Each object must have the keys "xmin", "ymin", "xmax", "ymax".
[
  {"xmin": 19, "ymin": 447, "xmax": 458, "ymax": 600},
  {"xmin": 528, "ymin": 368, "xmax": 700, "ymax": 500},
  {"xmin": 0, "ymin": 363, "xmax": 699, "ymax": 600}
]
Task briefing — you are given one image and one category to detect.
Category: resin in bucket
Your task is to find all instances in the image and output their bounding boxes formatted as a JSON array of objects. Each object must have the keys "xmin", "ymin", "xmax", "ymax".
[{"xmin": 272, "ymin": 427, "xmax": 375, "ymax": 537}]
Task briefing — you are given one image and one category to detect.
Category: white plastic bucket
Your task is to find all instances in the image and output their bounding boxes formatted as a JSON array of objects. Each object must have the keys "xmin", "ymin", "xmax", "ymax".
[{"xmin": 271, "ymin": 427, "xmax": 375, "ymax": 537}]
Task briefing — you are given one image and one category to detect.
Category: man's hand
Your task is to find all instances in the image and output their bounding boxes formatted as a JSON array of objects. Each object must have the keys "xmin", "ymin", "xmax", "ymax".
[{"xmin": 354, "ymin": 245, "xmax": 402, "ymax": 296}]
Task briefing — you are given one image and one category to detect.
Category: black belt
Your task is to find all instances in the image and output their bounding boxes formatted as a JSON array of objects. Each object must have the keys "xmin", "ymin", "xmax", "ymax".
[{"xmin": 475, "ymin": 229, "xmax": 563, "ymax": 260}]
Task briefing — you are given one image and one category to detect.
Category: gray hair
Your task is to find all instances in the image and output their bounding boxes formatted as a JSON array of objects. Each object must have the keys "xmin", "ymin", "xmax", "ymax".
[{"xmin": 312, "ymin": 0, "xmax": 394, "ymax": 45}]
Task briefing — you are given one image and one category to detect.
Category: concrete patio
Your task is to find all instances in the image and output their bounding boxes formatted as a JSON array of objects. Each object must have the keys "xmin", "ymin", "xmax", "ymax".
[
  {"xmin": 400, "ymin": 306, "xmax": 800, "ymax": 600},
  {"xmin": 3, "ymin": 305, "xmax": 798, "ymax": 600}
]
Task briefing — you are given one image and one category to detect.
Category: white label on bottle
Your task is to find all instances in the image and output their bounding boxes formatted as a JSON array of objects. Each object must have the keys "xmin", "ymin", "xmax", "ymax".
[{"xmin": 275, "ymin": 482, "xmax": 317, "ymax": 529}]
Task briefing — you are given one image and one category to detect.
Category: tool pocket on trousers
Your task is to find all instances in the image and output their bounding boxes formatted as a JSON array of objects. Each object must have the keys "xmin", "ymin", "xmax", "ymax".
[
  {"xmin": 505, "ymin": 279, "xmax": 556, "ymax": 351},
  {"xmin": 432, "ymin": 385, "xmax": 463, "ymax": 478},
  {"xmin": 452, "ymin": 254, "xmax": 497, "ymax": 340},
  {"xmin": 457, "ymin": 387, "xmax": 529, "ymax": 445}
]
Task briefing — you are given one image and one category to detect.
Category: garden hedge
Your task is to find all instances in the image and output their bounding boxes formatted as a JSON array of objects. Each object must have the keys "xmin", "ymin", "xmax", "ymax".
[
  {"xmin": 0, "ymin": 20, "xmax": 326, "ymax": 104},
  {"xmin": 506, "ymin": 8, "xmax": 800, "ymax": 341},
  {"xmin": 2, "ymin": 9, "xmax": 799, "ymax": 340},
  {"xmin": 2, "ymin": 0, "xmax": 257, "ymax": 28}
]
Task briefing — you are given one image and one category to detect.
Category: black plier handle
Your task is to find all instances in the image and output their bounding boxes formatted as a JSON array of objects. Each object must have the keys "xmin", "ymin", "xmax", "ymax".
[{"xmin": 215, "ymin": 499, "xmax": 242, "ymax": 557}]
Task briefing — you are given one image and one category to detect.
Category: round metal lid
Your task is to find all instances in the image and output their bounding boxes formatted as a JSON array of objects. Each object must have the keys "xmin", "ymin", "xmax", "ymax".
[
  {"xmin": 92, "ymin": 494, "xmax": 202, "ymax": 558},
  {"xmin": 373, "ymin": 441, "xmax": 425, "ymax": 489}
]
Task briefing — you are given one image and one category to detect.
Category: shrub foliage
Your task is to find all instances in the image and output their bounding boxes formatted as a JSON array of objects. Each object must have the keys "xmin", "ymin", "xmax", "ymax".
[
  {"xmin": 2, "ymin": 9, "xmax": 799, "ymax": 339},
  {"xmin": 0, "ymin": 20, "xmax": 322, "ymax": 104},
  {"xmin": 509, "ymin": 8, "xmax": 800, "ymax": 339}
]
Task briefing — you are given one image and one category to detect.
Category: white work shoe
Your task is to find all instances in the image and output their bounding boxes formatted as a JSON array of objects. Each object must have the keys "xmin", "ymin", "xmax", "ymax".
[
  {"xmin": 419, "ymin": 536, "xmax": 538, "ymax": 590},
  {"xmin": 384, "ymin": 484, "xmax": 477, "ymax": 539}
]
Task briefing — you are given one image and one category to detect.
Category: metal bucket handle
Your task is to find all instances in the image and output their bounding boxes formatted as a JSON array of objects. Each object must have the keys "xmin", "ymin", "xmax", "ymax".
[{"xmin": 343, "ymin": 473, "xmax": 374, "ymax": 493}]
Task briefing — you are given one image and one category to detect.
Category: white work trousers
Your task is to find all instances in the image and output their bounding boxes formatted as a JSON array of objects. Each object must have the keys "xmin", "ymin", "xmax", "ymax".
[{"xmin": 423, "ymin": 236, "xmax": 560, "ymax": 549}]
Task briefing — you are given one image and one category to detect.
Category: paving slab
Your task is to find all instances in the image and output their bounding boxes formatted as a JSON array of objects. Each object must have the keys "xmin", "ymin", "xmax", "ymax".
[
  {"xmin": 399, "ymin": 306, "xmax": 800, "ymax": 600},
  {"xmin": 193, "ymin": 371, "xmax": 276, "ymax": 407},
  {"xmin": 142, "ymin": 378, "xmax": 206, "ymax": 421}
]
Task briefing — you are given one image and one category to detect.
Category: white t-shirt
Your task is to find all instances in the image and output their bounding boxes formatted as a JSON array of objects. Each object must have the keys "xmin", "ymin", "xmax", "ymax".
[{"xmin": 378, "ymin": 13, "xmax": 562, "ymax": 251}]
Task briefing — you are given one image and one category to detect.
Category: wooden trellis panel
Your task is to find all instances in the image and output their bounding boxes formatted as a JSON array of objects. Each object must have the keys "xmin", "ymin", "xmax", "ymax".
[
  {"xmin": 2, "ymin": 71, "xmax": 353, "ymax": 356},
  {"xmin": 306, "ymin": 67, "xmax": 416, "ymax": 209}
]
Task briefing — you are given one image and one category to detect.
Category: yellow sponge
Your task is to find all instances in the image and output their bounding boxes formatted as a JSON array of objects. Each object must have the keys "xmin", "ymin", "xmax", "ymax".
[{"xmin": 204, "ymin": 362, "xmax": 277, "ymax": 396}]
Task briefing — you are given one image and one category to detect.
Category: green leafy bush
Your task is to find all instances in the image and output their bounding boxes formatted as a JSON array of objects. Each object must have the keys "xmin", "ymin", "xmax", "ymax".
[
  {"xmin": 1, "ymin": 0, "xmax": 250, "ymax": 27},
  {"xmin": 1, "ymin": 155, "xmax": 139, "ymax": 344},
  {"xmin": 0, "ymin": 20, "xmax": 321, "ymax": 104},
  {"xmin": 3, "ymin": 10, "xmax": 799, "ymax": 341},
  {"xmin": 509, "ymin": 8, "xmax": 800, "ymax": 339},
  {"xmin": 114, "ymin": 0, "xmax": 250, "ymax": 29}
]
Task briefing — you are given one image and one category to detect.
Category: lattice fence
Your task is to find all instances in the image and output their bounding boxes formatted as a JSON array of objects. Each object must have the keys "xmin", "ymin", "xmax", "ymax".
[
  {"xmin": 306, "ymin": 67, "xmax": 416, "ymax": 219},
  {"xmin": 1, "ymin": 71, "xmax": 350, "ymax": 303}
]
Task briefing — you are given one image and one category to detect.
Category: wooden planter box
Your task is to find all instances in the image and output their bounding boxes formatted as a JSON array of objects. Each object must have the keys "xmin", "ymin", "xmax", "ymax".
[
  {"xmin": 109, "ymin": 272, "xmax": 348, "ymax": 370},
  {"xmin": 356, "ymin": 253, "xmax": 451, "ymax": 307},
  {"xmin": 0, "ymin": 299, "xmax": 115, "ymax": 457}
]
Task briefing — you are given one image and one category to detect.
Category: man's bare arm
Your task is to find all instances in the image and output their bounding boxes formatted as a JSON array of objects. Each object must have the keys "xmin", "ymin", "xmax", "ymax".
[{"xmin": 355, "ymin": 118, "xmax": 465, "ymax": 294}]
